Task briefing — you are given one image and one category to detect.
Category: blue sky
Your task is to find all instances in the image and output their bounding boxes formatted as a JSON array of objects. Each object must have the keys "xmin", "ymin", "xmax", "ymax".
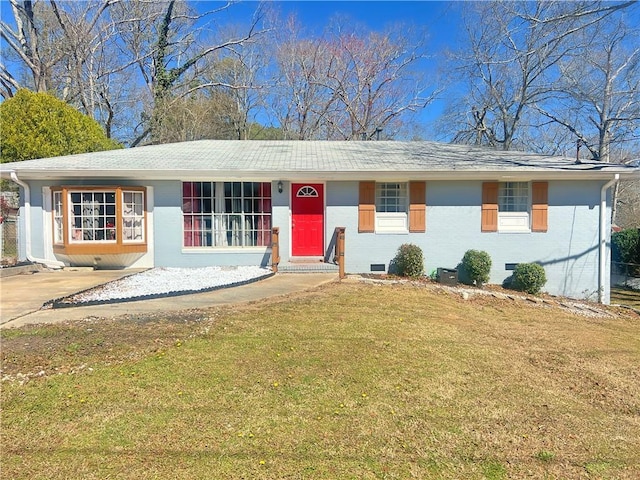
[
  {"xmin": 267, "ymin": 1, "xmax": 459, "ymax": 39},
  {"xmin": 214, "ymin": 1, "xmax": 462, "ymax": 49}
]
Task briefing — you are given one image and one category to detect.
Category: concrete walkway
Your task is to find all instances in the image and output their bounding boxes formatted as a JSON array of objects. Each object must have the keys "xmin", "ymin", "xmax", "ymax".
[{"xmin": 0, "ymin": 269, "xmax": 337, "ymax": 329}]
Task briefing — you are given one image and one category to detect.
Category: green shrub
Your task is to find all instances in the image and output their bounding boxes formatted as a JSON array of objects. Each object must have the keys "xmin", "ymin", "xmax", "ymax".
[
  {"xmin": 393, "ymin": 243, "xmax": 425, "ymax": 278},
  {"xmin": 612, "ymin": 228, "xmax": 640, "ymax": 265},
  {"xmin": 0, "ymin": 89, "xmax": 121, "ymax": 163},
  {"xmin": 513, "ymin": 263, "xmax": 547, "ymax": 295},
  {"xmin": 461, "ymin": 249, "xmax": 492, "ymax": 287}
]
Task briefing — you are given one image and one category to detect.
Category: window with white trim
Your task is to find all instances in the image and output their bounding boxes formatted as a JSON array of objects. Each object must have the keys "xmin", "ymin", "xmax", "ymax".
[
  {"xmin": 69, "ymin": 191, "xmax": 117, "ymax": 242},
  {"xmin": 498, "ymin": 182, "xmax": 530, "ymax": 232},
  {"xmin": 182, "ymin": 182, "xmax": 272, "ymax": 247},
  {"xmin": 375, "ymin": 182, "xmax": 408, "ymax": 232},
  {"xmin": 122, "ymin": 191, "xmax": 145, "ymax": 242},
  {"xmin": 53, "ymin": 190, "xmax": 63, "ymax": 244}
]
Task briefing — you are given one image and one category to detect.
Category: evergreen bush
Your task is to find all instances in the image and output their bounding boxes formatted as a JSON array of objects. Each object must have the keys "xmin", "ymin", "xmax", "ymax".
[
  {"xmin": 513, "ymin": 263, "xmax": 547, "ymax": 295},
  {"xmin": 0, "ymin": 89, "xmax": 121, "ymax": 163},
  {"xmin": 393, "ymin": 243, "xmax": 425, "ymax": 278},
  {"xmin": 461, "ymin": 249, "xmax": 492, "ymax": 287},
  {"xmin": 612, "ymin": 228, "xmax": 640, "ymax": 265}
]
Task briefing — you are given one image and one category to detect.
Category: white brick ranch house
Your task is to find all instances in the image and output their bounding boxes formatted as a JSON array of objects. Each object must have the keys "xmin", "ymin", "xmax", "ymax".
[{"xmin": 1, "ymin": 140, "xmax": 637, "ymax": 303}]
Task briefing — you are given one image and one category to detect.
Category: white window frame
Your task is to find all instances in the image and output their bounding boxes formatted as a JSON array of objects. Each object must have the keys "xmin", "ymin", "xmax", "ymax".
[
  {"xmin": 296, "ymin": 186, "xmax": 319, "ymax": 197},
  {"xmin": 498, "ymin": 181, "xmax": 531, "ymax": 233},
  {"xmin": 375, "ymin": 182, "xmax": 408, "ymax": 233},
  {"xmin": 53, "ymin": 190, "xmax": 64, "ymax": 244},
  {"xmin": 182, "ymin": 181, "xmax": 272, "ymax": 248},
  {"xmin": 68, "ymin": 190, "xmax": 118, "ymax": 243},
  {"xmin": 122, "ymin": 190, "xmax": 146, "ymax": 243}
]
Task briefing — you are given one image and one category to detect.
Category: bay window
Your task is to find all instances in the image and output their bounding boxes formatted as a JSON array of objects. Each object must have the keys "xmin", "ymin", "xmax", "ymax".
[{"xmin": 52, "ymin": 186, "xmax": 147, "ymax": 254}]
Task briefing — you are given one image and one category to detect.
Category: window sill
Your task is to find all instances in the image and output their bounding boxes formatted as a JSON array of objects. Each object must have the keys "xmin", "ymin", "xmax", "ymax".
[
  {"xmin": 182, "ymin": 246, "xmax": 269, "ymax": 253},
  {"xmin": 497, "ymin": 229, "xmax": 532, "ymax": 234},
  {"xmin": 374, "ymin": 230, "xmax": 409, "ymax": 235}
]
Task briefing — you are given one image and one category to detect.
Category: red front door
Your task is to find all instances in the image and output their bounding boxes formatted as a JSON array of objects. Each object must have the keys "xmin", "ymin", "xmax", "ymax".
[{"xmin": 291, "ymin": 183, "xmax": 324, "ymax": 256}]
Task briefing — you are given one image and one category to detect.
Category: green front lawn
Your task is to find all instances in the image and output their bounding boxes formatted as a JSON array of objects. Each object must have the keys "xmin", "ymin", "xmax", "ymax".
[{"xmin": 2, "ymin": 282, "xmax": 639, "ymax": 479}]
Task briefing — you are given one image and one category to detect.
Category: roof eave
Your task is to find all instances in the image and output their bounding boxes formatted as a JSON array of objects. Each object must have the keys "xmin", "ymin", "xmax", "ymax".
[{"xmin": 2, "ymin": 167, "xmax": 637, "ymax": 182}]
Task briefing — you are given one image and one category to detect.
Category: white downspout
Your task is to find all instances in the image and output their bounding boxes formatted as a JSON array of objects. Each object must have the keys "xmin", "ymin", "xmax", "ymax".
[
  {"xmin": 599, "ymin": 174, "xmax": 619, "ymax": 304},
  {"xmin": 10, "ymin": 172, "xmax": 65, "ymax": 269}
]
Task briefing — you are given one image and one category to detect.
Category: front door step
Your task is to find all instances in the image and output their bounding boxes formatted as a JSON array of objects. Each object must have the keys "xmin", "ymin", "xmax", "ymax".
[
  {"xmin": 278, "ymin": 262, "xmax": 338, "ymax": 273},
  {"xmin": 288, "ymin": 256, "xmax": 324, "ymax": 263}
]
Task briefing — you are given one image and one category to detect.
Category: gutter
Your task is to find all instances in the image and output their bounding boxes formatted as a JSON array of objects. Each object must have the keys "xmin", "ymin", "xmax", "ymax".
[
  {"xmin": 10, "ymin": 172, "xmax": 65, "ymax": 269},
  {"xmin": 3, "ymin": 165, "xmax": 636, "ymax": 182},
  {"xmin": 598, "ymin": 174, "xmax": 619, "ymax": 304}
]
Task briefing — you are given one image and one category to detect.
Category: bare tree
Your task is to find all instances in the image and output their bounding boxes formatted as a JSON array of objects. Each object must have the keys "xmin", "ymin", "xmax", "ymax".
[
  {"xmin": 270, "ymin": 16, "xmax": 338, "ymax": 140},
  {"xmin": 1, "ymin": 0, "xmax": 57, "ymax": 95},
  {"xmin": 0, "ymin": 0, "xmax": 139, "ymax": 139},
  {"xmin": 323, "ymin": 21, "xmax": 437, "ymax": 140},
  {"xmin": 122, "ymin": 0, "xmax": 267, "ymax": 145},
  {"xmin": 447, "ymin": 1, "xmax": 637, "ymax": 151},
  {"xmin": 205, "ymin": 25, "xmax": 273, "ymax": 140},
  {"xmin": 534, "ymin": 18, "xmax": 640, "ymax": 162},
  {"xmin": 49, "ymin": 0, "xmax": 135, "ymax": 139},
  {"xmin": 270, "ymin": 15, "xmax": 437, "ymax": 140},
  {"xmin": 1, "ymin": 1, "xmax": 269, "ymax": 144},
  {"xmin": 0, "ymin": 0, "xmax": 116, "ymax": 97},
  {"xmin": 154, "ymin": 90, "xmax": 238, "ymax": 142}
]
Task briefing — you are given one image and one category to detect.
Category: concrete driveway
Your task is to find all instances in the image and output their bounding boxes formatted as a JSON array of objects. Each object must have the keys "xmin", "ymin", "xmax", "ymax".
[{"xmin": 0, "ymin": 268, "xmax": 337, "ymax": 329}]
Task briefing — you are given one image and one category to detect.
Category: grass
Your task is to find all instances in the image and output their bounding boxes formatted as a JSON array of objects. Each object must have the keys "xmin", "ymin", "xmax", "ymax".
[
  {"xmin": 611, "ymin": 285, "xmax": 640, "ymax": 309},
  {"xmin": 2, "ymin": 282, "xmax": 640, "ymax": 479}
]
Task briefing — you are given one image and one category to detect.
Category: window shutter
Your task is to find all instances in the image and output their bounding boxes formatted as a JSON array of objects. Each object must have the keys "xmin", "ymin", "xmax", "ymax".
[
  {"xmin": 358, "ymin": 181, "xmax": 375, "ymax": 233},
  {"xmin": 481, "ymin": 182, "xmax": 498, "ymax": 232},
  {"xmin": 531, "ymin": 181, "xmax": 548, "ymax": 232},
  {"xmin": 409, "ymin": 181, "xmax": 426, "ymax": 232}
]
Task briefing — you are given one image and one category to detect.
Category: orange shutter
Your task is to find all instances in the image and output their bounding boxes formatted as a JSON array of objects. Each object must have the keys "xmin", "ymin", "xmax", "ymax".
[
  {"xmin": 409, "ymin": 181, "xmax": 426, "ymax": 232},
  {"xmin": 531, "ymin": 181, "xmax": 548, "ymax": 232},
  {"xmin": 481, "ymin": 182, "xmax": 498, "ymax": 232},
  {"xmin": 358, "ymin": 181, "xmax": 375, "ymax": 233}
]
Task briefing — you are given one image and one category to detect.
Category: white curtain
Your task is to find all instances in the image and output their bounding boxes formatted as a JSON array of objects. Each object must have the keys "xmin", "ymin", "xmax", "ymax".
[
  {"xmin": 244, "ymin": 216, "xmax": 253, "ymax": 246},
  {"xmin": 214, "ymin": 183, "xmax": 229, "ymax": 247}
]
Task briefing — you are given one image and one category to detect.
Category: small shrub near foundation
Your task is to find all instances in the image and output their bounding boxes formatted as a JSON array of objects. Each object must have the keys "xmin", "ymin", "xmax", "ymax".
[
  {"xmin": 461, "ymin": 249, "xmax": 492, "ymax": 287},
  {"xmin": 513, "ymin": 263, "xmax": 547, "ymax": 295},
  {"xmin": 393, "ymin": 243, "xmax": 425, "ymax": 278}
]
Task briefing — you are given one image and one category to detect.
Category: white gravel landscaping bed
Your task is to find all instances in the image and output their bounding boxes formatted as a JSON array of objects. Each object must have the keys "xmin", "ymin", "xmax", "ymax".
[{"xmin": 49, "ymin": 266, "xmax": 273, "ymax": 307}]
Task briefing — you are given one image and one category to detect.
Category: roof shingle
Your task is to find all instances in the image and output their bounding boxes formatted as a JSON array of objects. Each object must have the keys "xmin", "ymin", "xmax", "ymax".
[{"xmin": 1, "ymin": 140, "xmax": 637, "ymax": 180}]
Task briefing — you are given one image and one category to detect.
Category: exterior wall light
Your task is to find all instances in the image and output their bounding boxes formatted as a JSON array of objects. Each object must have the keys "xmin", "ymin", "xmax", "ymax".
[{"xmin": 277, "ymin": 180, "xmax": 283, "ymax": 193}]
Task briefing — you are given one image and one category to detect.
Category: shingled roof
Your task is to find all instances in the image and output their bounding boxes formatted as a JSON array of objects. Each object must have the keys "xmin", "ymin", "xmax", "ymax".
[{"xmin": 1, "ymin": 140, "xmax": 637, "ymax": 181}]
